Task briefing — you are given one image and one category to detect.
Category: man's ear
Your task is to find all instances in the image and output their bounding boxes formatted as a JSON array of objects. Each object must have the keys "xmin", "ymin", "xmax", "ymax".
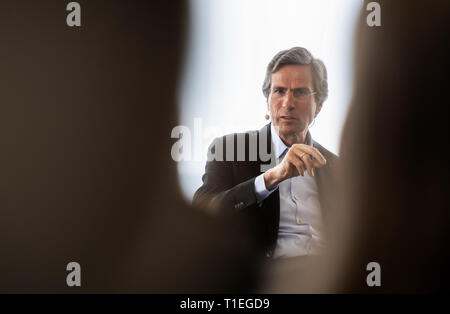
[{"xmin": 315, "ymin": 103, "xmax": 323, "ymax": 117}]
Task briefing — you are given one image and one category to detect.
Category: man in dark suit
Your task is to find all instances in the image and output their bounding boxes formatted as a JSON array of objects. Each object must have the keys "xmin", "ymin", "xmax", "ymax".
[{"xmin": 193, "ymin": 47, "xmax": 338, "ymax": 260}]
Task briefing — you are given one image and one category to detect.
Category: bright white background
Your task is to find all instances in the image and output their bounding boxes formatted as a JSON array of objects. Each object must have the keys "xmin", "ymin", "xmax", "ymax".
[{"xmin": 177, "ymin": 0, "xmax": 363, "ymax": 200}]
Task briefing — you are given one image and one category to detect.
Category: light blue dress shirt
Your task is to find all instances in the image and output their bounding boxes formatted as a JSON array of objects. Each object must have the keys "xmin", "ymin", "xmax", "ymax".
[{"xmin": 254, "ymin": 124, "xmax": 325, "ymax": 258}]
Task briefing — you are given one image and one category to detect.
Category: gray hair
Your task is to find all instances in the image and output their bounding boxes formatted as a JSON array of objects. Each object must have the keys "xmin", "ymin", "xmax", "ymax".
[{"xmin": 262, "ymin": 47, "xmax": 328, "ymax": 105}]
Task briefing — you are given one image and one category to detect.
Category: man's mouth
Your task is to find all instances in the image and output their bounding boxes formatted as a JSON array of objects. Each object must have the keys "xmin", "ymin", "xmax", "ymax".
[{"xmin": 279, "ymin": 115, "xmax": 297, "ymax": 121}]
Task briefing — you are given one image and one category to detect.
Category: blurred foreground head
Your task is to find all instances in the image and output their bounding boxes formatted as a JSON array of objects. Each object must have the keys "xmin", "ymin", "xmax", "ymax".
[
  {"xmin": 0, "ymin": 0, "xmax": 257, "ymax": 292},
  {"xmin": 265, "ymin": 0, "xmax": 450, "ymax": 293},
  {"xmin": 331, "ymin": 0, "xmax": 450, "ymax": 293}
]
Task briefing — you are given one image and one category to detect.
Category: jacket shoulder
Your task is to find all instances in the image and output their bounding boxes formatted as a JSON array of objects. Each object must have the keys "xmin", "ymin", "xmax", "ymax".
[
  {"xmin": 208, "ymin": 129, "xmax": 260, "ymax": 150},
  {"xmin": 206, "ymin": 128, "xmax": 262, "ymax": 163}
]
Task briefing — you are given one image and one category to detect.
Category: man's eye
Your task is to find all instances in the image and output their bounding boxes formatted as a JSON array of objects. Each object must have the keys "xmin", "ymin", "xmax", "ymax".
[{"xmin": 274, "ymin": 88, "xmax": 284, "ymax": 94}]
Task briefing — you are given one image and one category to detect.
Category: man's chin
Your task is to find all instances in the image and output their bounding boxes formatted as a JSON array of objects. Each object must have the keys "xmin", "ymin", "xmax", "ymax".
[{"xmin": 276, "ymin": 122, "xmax": 302, "ymax": 133}]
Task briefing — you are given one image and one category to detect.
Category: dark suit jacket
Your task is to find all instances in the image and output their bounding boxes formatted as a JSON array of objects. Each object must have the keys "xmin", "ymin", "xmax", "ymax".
[{"xmin": 193, "ymin": 123, "xmax": 339, "ymax": 258}]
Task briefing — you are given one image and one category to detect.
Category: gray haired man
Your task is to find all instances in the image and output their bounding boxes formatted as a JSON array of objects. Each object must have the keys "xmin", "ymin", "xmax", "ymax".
[{"xmin": 193, "ymin": 47, "xmax": 338, "ymax": 260}]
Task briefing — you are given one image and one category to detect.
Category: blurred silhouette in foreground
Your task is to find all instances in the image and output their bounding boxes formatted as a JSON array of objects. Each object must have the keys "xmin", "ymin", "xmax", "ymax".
[
  {"xmin": 0, "ymin": 1, "xmax": 258, "ymax": 292},
  {"xmin": 264, "ymin": 0, "xmax": 450, "ymax": 293}
]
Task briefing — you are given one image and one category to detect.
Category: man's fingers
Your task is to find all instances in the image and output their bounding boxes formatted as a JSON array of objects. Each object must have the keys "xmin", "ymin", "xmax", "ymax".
[
  {"xmin": 290, "ymin": 147, "xmax": 314, "ymax": 176},
  {"xmin": 292, "ymin": 145, "xmax": 327, "ymax": 166},
  {"xmin": 300, "ymin": 153, "xmax": 313, "ymax": 176},
  {"xmin": 288, "ymin": 157, "xmax": 304, "ymax": 177},
  {"xmin": 311, "ymin": 159, "xmax": 324, "ymax": 168}
]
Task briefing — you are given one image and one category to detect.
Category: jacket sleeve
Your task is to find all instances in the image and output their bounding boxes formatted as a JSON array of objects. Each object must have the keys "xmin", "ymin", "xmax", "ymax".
[{"xmin": 192, "ymin": 137, "xmax": 259, "ymax": 215}]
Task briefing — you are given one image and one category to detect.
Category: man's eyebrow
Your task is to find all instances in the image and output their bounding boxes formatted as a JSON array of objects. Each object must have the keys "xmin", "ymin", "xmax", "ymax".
[{"xmin": 272, "ymin": 86, "xmax": 310, "ymax": 90}]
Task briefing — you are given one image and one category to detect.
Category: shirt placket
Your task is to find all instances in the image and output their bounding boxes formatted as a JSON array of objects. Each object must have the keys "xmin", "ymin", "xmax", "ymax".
[{"xmin": 291, "ymin": 177, "xmax": 302, "ymax": 225}]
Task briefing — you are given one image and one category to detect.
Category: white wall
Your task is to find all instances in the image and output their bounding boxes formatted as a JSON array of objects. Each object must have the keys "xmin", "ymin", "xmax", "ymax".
[{"xmin": 177, "ymin": 0, "xmax": 363, "ymax": 200}]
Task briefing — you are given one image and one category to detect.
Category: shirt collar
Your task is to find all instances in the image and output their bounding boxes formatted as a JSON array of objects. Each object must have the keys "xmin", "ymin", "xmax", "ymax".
[{"xmin": 270, "ymin": 123, "xmax": 313, "ymax": 159}]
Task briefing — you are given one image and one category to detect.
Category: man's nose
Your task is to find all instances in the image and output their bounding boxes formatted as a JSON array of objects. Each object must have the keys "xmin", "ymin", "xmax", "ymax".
[{"xmin": 282, "ymin": 90, "xmax": 294, "ymax": 109}]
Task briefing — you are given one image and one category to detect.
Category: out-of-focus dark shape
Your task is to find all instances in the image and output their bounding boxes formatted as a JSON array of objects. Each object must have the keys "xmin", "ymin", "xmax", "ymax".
[
  {"xmin": 332, "ymin": 0, "xmax": 450, "ymax": 293},
  {"xmin": 0, "ymin": 0, "xmax": 258, "ymax": 293},
  {"xmin": 264, "ymin": 0, "xmax": 450, "ymax": 293}
]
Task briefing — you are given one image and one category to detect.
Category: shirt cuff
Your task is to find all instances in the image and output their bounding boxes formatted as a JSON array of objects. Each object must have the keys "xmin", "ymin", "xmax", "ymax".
[{"xmin": 254, "ymin": 173, "xmax": 278, "ymax": 203}]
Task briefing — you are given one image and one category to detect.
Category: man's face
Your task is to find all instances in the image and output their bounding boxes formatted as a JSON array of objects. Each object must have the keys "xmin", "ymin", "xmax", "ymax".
[{"xmin": 268, "ymin": 65, "xmax": 322, "ymax": 139}]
